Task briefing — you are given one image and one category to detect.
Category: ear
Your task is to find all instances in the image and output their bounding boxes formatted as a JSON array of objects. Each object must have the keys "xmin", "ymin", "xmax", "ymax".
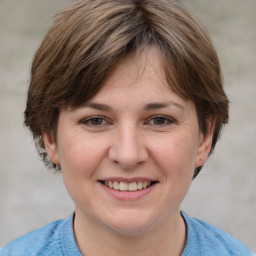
[
  {"xmin": 195, "ymin": 117, "xmax": 216, "ymax": 168},
  {"xmin": 42, "ymin": 132, "xmax": 60, "ymax": 165}
]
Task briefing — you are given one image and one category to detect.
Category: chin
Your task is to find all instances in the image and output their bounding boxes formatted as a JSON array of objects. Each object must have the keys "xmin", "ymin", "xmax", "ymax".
[
  {"xmin": 103, "ymin": 213, "xmax": 157, "ymax": 237},
  {"xmin": 109, "ymin": 224, "xmax": 152, "ymax": 237}
]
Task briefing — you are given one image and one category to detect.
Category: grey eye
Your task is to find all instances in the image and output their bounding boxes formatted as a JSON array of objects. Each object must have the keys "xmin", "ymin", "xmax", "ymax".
[
  {"xmin": 89, "ymin": 117, "xmax": 104, "ymax": 125},
  {"xmin": 149, "ymin": 116, "xmax": 173, "ymax": 126},
  {"xmin": 83, "ymin": 117, "xmax": 107, "ymax": 126}
]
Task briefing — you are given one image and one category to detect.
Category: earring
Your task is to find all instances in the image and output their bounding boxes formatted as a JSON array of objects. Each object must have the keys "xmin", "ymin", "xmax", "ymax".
[{"xmin": 50, "ymin": 160, "xmax": 61, "ymax": 171}]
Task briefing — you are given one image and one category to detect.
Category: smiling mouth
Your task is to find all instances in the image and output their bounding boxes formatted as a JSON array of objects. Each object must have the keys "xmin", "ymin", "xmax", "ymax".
[{"xmin": 100, "ymin": 180, "xmax": 157, "ymax": 192}]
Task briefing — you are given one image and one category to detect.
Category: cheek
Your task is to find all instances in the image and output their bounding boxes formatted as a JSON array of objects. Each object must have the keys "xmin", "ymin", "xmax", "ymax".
[
  {"xmin": 59, "ymin": 139, "xmax": 105, "ymax": 200},
  {"xmin": 57, "ymin": 135, "xmax": 106, "ymax": 176},
  {"xmin": 153, "ymin": 134, "xmax": 198, "ymax": 171},
  {"xmin": 151, "ymin": 136, "xmax": 198, "ymax": 196}
]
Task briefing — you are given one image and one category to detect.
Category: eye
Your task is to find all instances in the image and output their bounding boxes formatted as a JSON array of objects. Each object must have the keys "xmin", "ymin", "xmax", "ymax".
[
  {"xmin": 146, "ymin": 115, "xmax": 174, "ymax": 126},
  {"xmin": 82, "ymin": 116, "xmax": 109, "ymax": 126}
]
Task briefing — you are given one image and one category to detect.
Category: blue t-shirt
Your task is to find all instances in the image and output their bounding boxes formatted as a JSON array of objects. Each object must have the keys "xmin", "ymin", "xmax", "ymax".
[{"xmin": 1, "ymin": 212, "xmax": 254, "ymax": 256}]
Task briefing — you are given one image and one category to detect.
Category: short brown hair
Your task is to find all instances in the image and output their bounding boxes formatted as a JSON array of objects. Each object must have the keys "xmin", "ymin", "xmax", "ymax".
[{"xmin": 24, "ymin": 0, "xmax": 229, "ymax": 178}]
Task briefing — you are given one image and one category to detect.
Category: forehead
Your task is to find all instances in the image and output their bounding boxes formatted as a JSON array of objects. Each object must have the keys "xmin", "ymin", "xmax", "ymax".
[
  {"xmin": 98, "ymin": 48, "xmax": 170, "ymax": 96},
  {"xmin": 83, "ymin": 47, "xmax": 193, "ymax": 113}
]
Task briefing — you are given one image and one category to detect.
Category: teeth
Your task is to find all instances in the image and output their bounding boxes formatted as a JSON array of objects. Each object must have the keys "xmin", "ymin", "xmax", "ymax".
[
  {"xmin": 103, "ymin": 181, "xmax": 152, "ymax": 191},
  {"xmin": 143, "ymin": 181, "xmax": 148, "ymax": 189},
  {"xmin": 119, "ymin": 182, "xmax": 128, "ymax": 191},
  {"xmin": 108, "ymin": 181, "xmax": 113, "ymax": 189},
  {"xmin": 137, "ymin": 181, "xmax": 143, "ymax": 190},
  {"xmin": 128, "ymin": 182, "xmax": 137, "ymax": 191},
  {"xmin": 113, "ymin": 181, "xmax": 119, "ymax": 190}
]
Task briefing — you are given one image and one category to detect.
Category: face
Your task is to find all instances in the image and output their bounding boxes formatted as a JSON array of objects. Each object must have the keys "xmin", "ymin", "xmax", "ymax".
[{"xmin": 44, "ymin": 48, "xmax": 214, "ymax": 237}]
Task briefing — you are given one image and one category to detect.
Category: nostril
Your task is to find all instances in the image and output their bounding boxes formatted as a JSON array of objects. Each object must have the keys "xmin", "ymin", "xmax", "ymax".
[{"xmin": 108, "ymin": 133, "xmax": 148, "ymax": 169}]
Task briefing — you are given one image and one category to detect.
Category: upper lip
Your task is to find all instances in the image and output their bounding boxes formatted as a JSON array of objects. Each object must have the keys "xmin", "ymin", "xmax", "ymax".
[{"xmin": 99, "ymin": 177, "xmax": 157, "ymax": 183}]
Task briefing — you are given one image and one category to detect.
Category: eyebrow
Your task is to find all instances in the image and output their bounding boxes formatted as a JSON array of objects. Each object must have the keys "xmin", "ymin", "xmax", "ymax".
[
  {"xmin": 85, "ymin": 102, "xmax": 112, "ymax": 111},
  {"xmin": 83, "ymin": 101, "xmax": 184, "ymax": 111},
  {"xmin": 143, "ymin": 102, "xmax": 185, "ymax": 111}
]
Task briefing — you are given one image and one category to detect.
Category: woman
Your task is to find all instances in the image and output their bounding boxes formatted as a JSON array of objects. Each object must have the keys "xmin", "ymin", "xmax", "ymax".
[{"xmin": 1, "ymin": 0, "xmax": 254, "ymax": 255}]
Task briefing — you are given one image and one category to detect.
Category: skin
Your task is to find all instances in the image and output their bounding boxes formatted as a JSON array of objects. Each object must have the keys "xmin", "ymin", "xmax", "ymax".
[{"xmin": 43, "ymin": 48, "xmax": 215, "ymax": 256}]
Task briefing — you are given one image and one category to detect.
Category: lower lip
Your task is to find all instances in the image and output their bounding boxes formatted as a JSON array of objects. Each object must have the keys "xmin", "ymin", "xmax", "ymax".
[{"xmin": 99, "ymin": 182, "xmax": 156, "ymax": 201}]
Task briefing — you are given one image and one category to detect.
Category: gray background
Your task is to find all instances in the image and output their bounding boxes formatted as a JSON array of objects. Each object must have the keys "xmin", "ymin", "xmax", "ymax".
[{"xmin": 0, "ymin": 0, "xmax": 255, "ymax": 251}]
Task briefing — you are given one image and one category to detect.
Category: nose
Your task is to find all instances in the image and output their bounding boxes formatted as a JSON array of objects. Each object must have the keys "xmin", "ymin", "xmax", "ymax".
[{"xmin": 108, "ymin": 123, "xmax": 148, "ymax": 169}]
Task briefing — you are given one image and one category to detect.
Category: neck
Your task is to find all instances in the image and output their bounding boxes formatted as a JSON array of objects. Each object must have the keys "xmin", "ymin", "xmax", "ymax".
[{"xmin": 74, "ymin": 209, "xmax": 186, "ymax": 256}]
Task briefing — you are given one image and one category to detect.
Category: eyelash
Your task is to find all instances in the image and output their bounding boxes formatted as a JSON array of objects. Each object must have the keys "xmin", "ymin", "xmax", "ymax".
[
  {"xmin": 145, "ymin": 115, "xmax": 175, "ymax": 126},
  {"xmin": 82, "ymin": 116, "xmax": 110, "ymax": 127},
  {"xmin": 82, "ymin": 115, "xmax": 174, "ymax": 127}
]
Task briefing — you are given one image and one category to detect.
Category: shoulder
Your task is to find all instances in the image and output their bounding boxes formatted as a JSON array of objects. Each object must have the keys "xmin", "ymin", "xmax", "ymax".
[
  {"xmin": 0, "ymin": 214, "xmax": 79, "ymax": 256},
  {"xmin": 181, "ymin": 211, "xmax": 254, "ymax": 256}
]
